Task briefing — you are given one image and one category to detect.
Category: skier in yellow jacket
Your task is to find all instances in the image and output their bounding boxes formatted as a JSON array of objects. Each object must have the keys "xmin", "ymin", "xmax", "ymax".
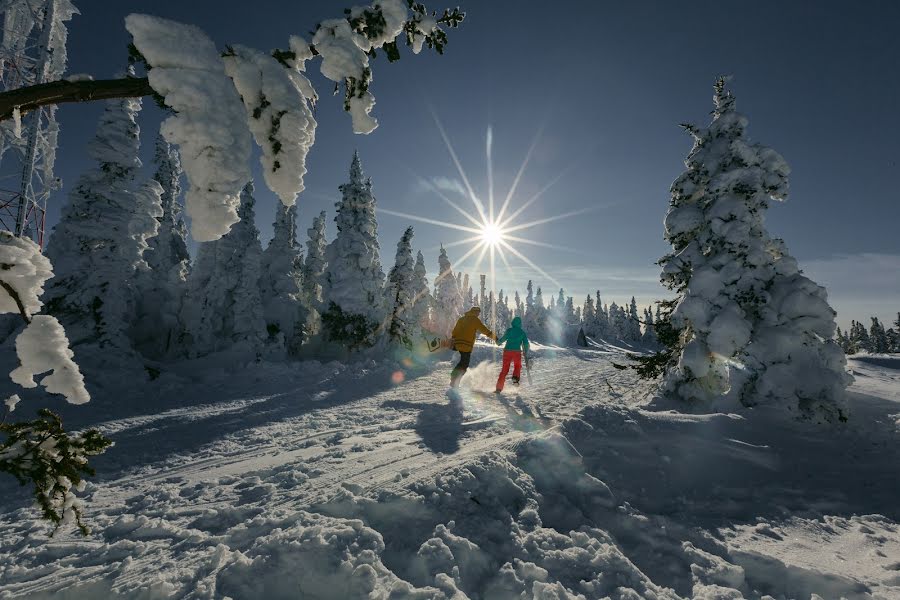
[{"xmin": 450, "ymin": 307, "xmax": 496, "ymax": 388}]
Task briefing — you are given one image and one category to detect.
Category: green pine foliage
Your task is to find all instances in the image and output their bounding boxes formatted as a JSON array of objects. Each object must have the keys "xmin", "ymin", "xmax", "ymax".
[
  {"xmin": 0, "ymin": 409, "xmax": 112, "ymax": 535},
  {"xmin": 321, "ymin": 302, "xmax": 378, "ymax": 351},
  {"xmin": 613, "ymin": 299, "xmax": 681, "ymax": 379}
]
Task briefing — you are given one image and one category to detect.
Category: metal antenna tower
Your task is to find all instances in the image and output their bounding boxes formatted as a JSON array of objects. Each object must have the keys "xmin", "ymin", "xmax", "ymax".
[{"xmin": 0, "ymin": 0, "xmax": 77, "ymax": 248}]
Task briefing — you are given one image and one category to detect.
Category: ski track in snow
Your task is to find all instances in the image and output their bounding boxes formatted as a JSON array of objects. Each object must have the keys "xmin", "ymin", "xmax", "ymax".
[{"xmin": 1, "ymin": 348, "xmax": 899, "ymax": 599}]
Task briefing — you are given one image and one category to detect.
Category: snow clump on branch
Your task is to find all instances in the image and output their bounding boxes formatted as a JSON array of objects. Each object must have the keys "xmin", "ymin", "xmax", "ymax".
[
  {"xmin": 222, "ymin": 44, "xmax": 316, "ymax": 207},
  {"xmin": 124, "ymin": 14, "xmax": 252, "ymax": 242}
]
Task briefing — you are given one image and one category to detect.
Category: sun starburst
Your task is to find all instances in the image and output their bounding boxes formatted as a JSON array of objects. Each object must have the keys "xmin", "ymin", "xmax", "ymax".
[{"xmin": 378, "ymin": 113, "xmax": 604, "ymax": 330}]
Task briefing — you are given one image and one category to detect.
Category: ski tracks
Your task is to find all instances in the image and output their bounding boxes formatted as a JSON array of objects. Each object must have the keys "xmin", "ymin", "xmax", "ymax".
[{"xmin": 0, "ymin": 348, "xmax": 649, "ymax": 598}]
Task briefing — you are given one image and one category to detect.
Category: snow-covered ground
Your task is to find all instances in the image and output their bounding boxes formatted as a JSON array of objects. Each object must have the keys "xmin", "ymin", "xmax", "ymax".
[{"xmin": 1, "ymin": 346, "xmax": 898, "ymax": 599}]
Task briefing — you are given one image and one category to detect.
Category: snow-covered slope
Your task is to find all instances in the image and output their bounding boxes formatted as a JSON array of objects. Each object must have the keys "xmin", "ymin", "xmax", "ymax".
[{"xmin": 1, "ymin": 348, "xmax": 898, "ymax": 599}]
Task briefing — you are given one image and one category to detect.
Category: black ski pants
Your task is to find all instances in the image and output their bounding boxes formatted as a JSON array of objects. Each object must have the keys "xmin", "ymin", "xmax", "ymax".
[{"xmin": 450, "ymin": 351, "xmax": 472, "ymax": 388}]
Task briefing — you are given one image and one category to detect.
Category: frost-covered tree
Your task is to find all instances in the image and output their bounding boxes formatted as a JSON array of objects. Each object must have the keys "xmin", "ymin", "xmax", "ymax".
[
  {"xmin": 385, "ymin": 226, "xmax": 419, "ymax": 348},
  {"xmin": 514, "ymin": 290, "xmax": 523, "ymax": 319},
  {"xmin": 658, "ymin": 79, "xmax": 851, "ymax": 421},
  {"xmin": 133, "ymin": 134, "xmax": 190, "ymax": 359},
  {"xmin": 260, "ymin": 203, "xmax": 306, "ymax": 354},
  {"xmin": 626, "ymin": 297, "xmax": 642, "ymax": 341},
  {"xmin": 607, "ymin": 302, "xmax": 625, "ymax": 340},
  {"xmin": 581, "ymin": 295, "xmax": 595, "ymax": 336},
  {"xmin": 642, "ymin": 306, "xmax": 658, "ymax": 346},
  {"xmin": 319, "ymin": 152, "xmax": 386, "ymax": 349},
  {"xmin": 182, "ymin": 182, "xmax": 267, "ymax": 357},
  {"xmin": 412, "ymin": 250, "xmax": 431, "ymax": 331},
  {"xmin": 867, "ymin": 317, "xmax": 889, "ymax": 354},
  {"xmin": 44, "ymin": 93, "xmax": 162, "ymax": 357},
  {"xmin": 301, "ymin": 210, "xmax": 328, "ymax": 335},
  {"xmin": 496, "ymin": 290, "xmax": 511, "ymax": 332},
  {"xmin": 433, "ymin": 246, "xmax": 462, "ymax": 335}
]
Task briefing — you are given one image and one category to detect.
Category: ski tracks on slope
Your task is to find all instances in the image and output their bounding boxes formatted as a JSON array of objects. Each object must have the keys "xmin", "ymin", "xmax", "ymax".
[{"xmin": 0, "ymin": 348, "xmax": 650, "ymax": 598}]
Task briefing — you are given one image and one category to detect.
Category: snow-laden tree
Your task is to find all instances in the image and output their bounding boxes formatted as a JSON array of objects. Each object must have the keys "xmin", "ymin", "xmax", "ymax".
[
  {"xmin": 44, "ymin": 93, "xmax": 162, "ymax": 356},
  {"xmin": 319, "ymin": 152, "xmax": 386, "ymax": 349},
  {"xmin": 626, "ymin": 297, "xmax": 642, "ymax": 341},
  {"xmin": 260, "ymin": 203, "xmax": 306, "ymax": 355},
  {"xmin": 642, "ymin": 306, "xmax": 658, "ymax": 346},
  {"xmin": 385, "ymin": 226, "xmax": 419, "ymax": 348},
  {"xmin": 496, "ymin": 290, "xmax": 511, "ymax": 332},
  {"xmin": 301, "ymin": 210, "xmax": 328, "ymax": 335},
  {"xmin": 133, "ymin": 134, "xmax": 190, "ymax": 359},
  {"xmin": 514, "ymin": 290, "xmax": 523, "ymax": 319},
  {"xmin": 582, "ymin": 295, "xmax": 596, "ymax": 337},
  {"xmin": 412, "ymin": 250, "xmax": 431, "ymax": 332},
  {"xmin": 658, "ymin": 79, "xmax": 851, "ymax": 421},
  {"xmin": 182, "ymin": 182, "xmax": 267, "ymax": 357},
  {"xmin": 868, "ymin": 317, "xmax": 889, "ymax": 354},
  {"xmin": 432, "ymin": 246, "xmax": 462, "ymax": 335},
  {"xmin": 607, "ymin": 302, "xmax": 625, "ymax": 340}
]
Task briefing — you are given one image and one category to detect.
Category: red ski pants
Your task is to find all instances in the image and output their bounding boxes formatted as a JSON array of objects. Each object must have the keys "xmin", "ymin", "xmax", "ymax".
[{"xmin": 496, "ymin": 350, "xmax": 522, "ymax": 391}]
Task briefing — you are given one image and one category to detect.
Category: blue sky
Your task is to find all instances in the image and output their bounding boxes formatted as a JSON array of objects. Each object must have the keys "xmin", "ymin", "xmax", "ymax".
[{"xmin": 47, "ymin": 0, "xmax": 899, "ymax": 328}]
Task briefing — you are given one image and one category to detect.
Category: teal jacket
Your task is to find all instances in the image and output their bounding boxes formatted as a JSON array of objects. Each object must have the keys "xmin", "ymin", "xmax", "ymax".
[{"xmin": 498, "ymin": 317, "xmax": 530, "ymax": 352}]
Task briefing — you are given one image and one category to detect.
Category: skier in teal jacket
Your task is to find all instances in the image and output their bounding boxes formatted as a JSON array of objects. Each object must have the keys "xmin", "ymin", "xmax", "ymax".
[{"xmin": 495, "ymin": 316, "xmax": 530, "ymax": 392}]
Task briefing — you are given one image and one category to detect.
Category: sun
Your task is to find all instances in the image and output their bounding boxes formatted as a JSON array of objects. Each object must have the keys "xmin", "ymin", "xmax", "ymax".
[
  {"xmin": 481, "ymin": 222, "xmax": 504, "ymax": 247},
  {"xmin": 378, "ymin": 117, "xmax": 602, "ymax": 306}
]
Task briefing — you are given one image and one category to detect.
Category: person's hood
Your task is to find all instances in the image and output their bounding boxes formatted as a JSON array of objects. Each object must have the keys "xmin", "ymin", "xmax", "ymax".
[
  {"xmin": 511, "ymin": 316, "xmax": 522, "ymax": 328},
  {"xmin": 465, "ymin": 307, "xmax": 481, "ymax": 316}
]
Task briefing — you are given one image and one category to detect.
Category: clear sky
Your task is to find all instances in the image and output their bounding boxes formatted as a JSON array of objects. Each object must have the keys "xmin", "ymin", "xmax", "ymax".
[{"xmin": 47, "ymin": 0, "xmax": 899, "ymax": 328}]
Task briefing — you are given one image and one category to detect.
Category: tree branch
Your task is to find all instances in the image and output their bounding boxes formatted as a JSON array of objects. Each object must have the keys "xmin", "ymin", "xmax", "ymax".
[
  {"xmin": 0, "ymin": 77, "xmax": 154, "ymax": 122},
  {"xmin": 0, "ymin": 279, "xmax": 31, "ymax": 325}
]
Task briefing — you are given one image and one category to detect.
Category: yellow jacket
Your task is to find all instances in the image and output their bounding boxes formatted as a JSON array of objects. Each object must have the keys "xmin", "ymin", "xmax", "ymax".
[{"xmin": 451, "ymin": 308, "xmax": 495, "ymax": 352}]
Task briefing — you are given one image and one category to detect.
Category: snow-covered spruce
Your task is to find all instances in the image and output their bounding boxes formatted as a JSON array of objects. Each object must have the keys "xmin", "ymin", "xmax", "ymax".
[
  {"xmin": 125, "ymin": 14, "xmax": 251, "ymax": 242},
  {"xmin": 182, "ymin": 182, "xmax": 267, "ymax": 358},
  {"xmin": 133, "ymin": 134, "xmax": 191, "ymax": 359},
  {"xmin": 431, "ymin": 247, "xmax": 462, "ymax": 336},
  {"xmin": 43, "ymin": 93, "xmax": 162, "ymax": 357},
  {"xmin": 412, "ymin": 250, "xmax": 432, "ymax": 334},
  {"xmin": 319, "ymin": 152, "xmax": 385, "ymax": 350},
  {"xmin": 301, "ymin": 210, "xmax": 328, "ymax": 336},
  {"xmin": 385, "ymin": 226, "xmax": 420, "ymax": 348},
  {"xmin": 659, "ymin": 78, "xmax": 851, "ymax": 421},
  {"xmin": 260, "ymin": 203, "xmax": 306, "ymax": 355}
]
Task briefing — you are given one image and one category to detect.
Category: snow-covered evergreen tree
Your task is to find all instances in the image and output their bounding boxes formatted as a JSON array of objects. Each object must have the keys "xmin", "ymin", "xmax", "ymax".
[
  {"xmin": 319, "ymin": 152, "xmax": 385, "ymax": 349},
  {"xmin": 412, "ymin": 251, "xmax": 431, "ymax": 332},
  {"xmin": 385, "ymin": 226, "xmax": 419, "ymax": 348},
  {"xmin": 433, "ymin": 246, "xmax": 462, "ymax": 335},
  {"xmin": 44, "ymin": 94, "xmax": 162, "ymax": 359},
  {"xmin": 260, "ymin": 203, "xmax": 306, "ymax": 355},
  {"xmin": 607, "ymin": 302, "xmax": 625, "ymax": 340},
  {"xmin": 182, "ymin": 181, "xmax": 267, "ymax": 357},
  {"xmin": 582, "ymin": 295, "xmax": 596, "ymax": 337},
  {"xmin": 301, "ymin": 210, "xmax": 328, "ymax": 336},
  {"xmin": 532, "ymin": 286, "xmax": 547, "ymax": 341},
  {"xmin": 133, "ymin": 134, "xmax": 190, "ymax": 359},
  {"xmin": 642, "ymin": 306, "xmax": 658, "ymax": 346},
  {"xmin": 496, "ymin": 290, "xmax": 511, "ymax": 332},
  {"xmin": 626, "ymin": 297, "xmax": 642, "ymax": 341},
  {"xmin": 868, "ymin": 317, "xmax": 889, "ymax": 354},
  {"xmin": 658, "ymin": 79, "xmax": 851, "ymax": 421}
]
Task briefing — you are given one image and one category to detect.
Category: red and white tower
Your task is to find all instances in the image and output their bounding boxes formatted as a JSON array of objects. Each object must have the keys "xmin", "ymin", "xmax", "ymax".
[{"xmin": 0, "ymin": 0, "xmax": 77, "ymax": 248}]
